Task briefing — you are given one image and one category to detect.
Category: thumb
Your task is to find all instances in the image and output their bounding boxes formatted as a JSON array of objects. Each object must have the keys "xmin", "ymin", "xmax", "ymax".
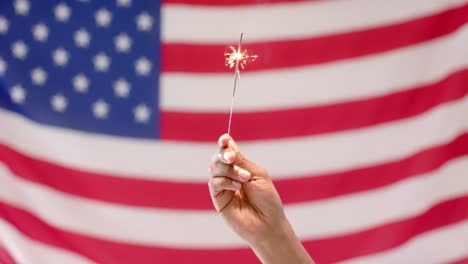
[{"xmin": 229, "ymin": 140, "xmax": 268, "ymax": 180}]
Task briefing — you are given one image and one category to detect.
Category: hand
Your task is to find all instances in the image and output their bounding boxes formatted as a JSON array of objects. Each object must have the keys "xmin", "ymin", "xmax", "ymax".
[
  {"xmin": 208, "ymin": 134, "xmax": 285, "ymax": 243},
  {"xmin": 208, "ymin": 134, "xmax": 314, "ymax": 264}
]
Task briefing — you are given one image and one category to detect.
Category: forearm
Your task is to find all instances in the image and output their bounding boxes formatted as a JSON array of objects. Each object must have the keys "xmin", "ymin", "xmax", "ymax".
[{"xmin": 250, "ymin": 218, "xmax": 315, "ymax": 264}]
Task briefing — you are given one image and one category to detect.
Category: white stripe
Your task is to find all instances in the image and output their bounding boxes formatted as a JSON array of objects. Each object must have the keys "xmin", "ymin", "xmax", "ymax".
[
  {"xmin": 340, "ymin": 220, "xmax": 468, "ymax": 264},
  {"xmin": 162, "ymin": 0, "xmax": 467, "ymax": 43},
  {"xmin": 0, "ymin": 219, "xmax": 91, "ymax": 264},
  {"xmin": 1, "ymin": 95, "xmax": 467, "ymax": 181},
  {"xmin": 0, "ymin": 156, "xmax": 467, "ymax": 248},
  {"xmin": 161, "ymin": 23, "xmax": 468, "ymax": 111}
]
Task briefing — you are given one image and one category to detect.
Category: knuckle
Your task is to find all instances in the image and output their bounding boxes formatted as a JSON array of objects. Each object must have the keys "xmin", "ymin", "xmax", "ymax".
[
  {"xmin": 209, "ymin": 163, "xmax": 216, "ymax": 174},
  {"xmin": 215, "ymin": 162, "xmax": 229, "ymax": 174},
  {"xmin": 236, "ymin": 154, "xmax": 248, "ymax": 167},
  {"xmin": 208, "ymin": 178, "xmax": 214, "ymax": 188},
  {"xmin": 233, "ymin": 166, "xmax": 245, "ymax": 180},
  {"xmin": 258, "ymin": 166, "xmax": 268, "ymax": 176},
  {"xmin": 212, "ymin": 179, "xmax": 227, "ymax": 191},
  {"xmin": 208, "ymin": 177, "xmax": 219, "ymax": 187},
  {"xmin": 216, "ymin": 152, "xmax": 224, "ymax": 163}
]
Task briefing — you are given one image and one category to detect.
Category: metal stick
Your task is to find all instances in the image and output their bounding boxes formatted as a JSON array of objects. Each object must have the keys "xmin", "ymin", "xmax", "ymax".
[{"xmin": 227, "ymin": 33, "xmax": 243, "ymax": 135}]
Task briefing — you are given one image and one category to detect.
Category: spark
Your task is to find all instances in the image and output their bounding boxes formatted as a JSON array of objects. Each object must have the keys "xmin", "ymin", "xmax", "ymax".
[{"xmin": 224, "ymin": 43, "xmax": 257, "ymax": 72}]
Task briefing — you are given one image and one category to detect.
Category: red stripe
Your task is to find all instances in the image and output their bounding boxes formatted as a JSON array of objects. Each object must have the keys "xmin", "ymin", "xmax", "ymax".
[
  {"xmin": 450, "ymin": 256, "xmax": 468, "ymax": 264},
  {"xmin": 277, "ymin": 133, "xmax": 468, "ymax": 204},
  {"xmin": 163, "ymin": 0, "xmax": 310, "ymax": 6},
  {"xmin": 161, "ymin": 4, "xmax": 468, "ymax": 73},
  {"xmin": 1, "ymin": 132, "xmax": 467, "ymax": 210},
  {"xmin": 161, "ymin": 68, "xmax": 468, "ymax": 142},
  {"xmin": 0, "ymin": 197, "xmax": 467, "ymax": 263},
  {"xmin": 0, "ymin": 245, "xmax": 16, "ymax": 264},
  {"xmin": 306, "ymin": 197, "xmax": 468, "ymax": 263},
  {"xmin": 0, "ymin": 143, "xmax": 209, "ymax": 210}
]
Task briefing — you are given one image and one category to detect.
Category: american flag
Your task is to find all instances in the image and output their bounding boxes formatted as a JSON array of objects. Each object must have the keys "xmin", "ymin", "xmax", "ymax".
[{"xmin": 0, "ymin": 0, "xmax": 468, "ymax": 263}]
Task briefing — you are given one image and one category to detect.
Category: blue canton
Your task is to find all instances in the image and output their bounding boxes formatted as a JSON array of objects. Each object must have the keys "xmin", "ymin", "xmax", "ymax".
[{"xmin": 0, "ymin": 0, "xmax": 161, "ymax": 138}]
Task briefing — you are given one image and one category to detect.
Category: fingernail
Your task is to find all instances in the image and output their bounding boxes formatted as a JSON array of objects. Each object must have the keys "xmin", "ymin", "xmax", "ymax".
[
  {"xmin": 232, "ymin": 181, "xmax": 241, "ymax": 188},
  {"xmin": 218, "ymin": 134, "xmax": 230, "ymax": 146},
  {"xmin": 238, "ymin": 169, "xmax": 251, "ymax": 180},
  {"xmin": 223, "ymin": 151, "xmax": 234, "ymax": 162}
]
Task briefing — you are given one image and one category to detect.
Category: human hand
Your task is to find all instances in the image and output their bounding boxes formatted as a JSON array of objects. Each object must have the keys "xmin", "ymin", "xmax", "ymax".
[
  {"xmin": 208, "ymin": 134, "xmax": 314, "ymax": 264},
  {"xmin": 208, "ymin": 134, "xmax": 286, "ymax": 244}
]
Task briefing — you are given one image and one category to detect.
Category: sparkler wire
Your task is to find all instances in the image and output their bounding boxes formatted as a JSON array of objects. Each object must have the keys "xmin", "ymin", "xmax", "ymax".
[{"xmin": 227, "ymin": 33, "xmax": 243, "ymax": 135}]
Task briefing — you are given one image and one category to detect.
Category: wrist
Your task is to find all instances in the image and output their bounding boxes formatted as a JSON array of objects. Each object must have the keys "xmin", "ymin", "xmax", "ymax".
[{"xmin": 249, "ymin": 218, "xmax": 314, "ymax": 264}]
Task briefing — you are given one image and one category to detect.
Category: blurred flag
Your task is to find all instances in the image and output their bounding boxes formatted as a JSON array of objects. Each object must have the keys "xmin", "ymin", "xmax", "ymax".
[{"xmin": 1, "ymin": 0, "xmax": 468, "ymax": 263}]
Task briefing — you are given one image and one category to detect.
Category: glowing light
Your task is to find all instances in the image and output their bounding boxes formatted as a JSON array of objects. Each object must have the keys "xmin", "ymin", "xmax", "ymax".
[{"xmin": 225, "ymin": 46, "xmax": 257, "ymax": 70}]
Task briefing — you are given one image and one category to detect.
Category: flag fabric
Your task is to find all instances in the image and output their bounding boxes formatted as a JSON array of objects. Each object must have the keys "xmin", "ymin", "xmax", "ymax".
[{"xmin": 0, "ymin": 0, "xmax": 468, "ymax": 263}]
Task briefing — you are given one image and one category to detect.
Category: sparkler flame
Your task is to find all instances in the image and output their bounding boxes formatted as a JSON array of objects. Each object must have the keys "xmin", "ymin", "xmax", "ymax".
[{"xmin": 225, "ymin": 46, "xmax": 257, "ymax": 70}]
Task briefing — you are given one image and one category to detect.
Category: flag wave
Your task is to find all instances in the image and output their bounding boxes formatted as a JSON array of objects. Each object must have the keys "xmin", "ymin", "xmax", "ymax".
[{"xmin": 0, "ymin": 0, "xmax": 468, "ymax": 263}]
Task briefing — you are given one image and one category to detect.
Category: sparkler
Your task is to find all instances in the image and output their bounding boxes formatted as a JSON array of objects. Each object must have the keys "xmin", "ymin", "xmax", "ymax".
[{"xmin": 225, "ymin": 33, "xmax": 257, "ymax": 134}]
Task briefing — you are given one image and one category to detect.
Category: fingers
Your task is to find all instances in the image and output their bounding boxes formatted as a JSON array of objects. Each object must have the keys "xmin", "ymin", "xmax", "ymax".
[
  {"xmin": 210, "ymin": 162, "xmax": 251, "ymax": 183},
  {"xmin": 208, "ymin": 176, "xmax": 241, "ymax": 213},
  {"xmin": 218, "ymin": 134, "xmax": 239, "ymax": 153},
  {"xmin": 214, "ymin": 149, "xmax": 235, "ymax": 165},
  {"xmin": 208, "ymin": 176, "xmax": 241, "ymax": 197},
  {"xmin": 214, "ymin": 134, "xmax": 261, "ymax": 180},
  {"xmin": 218, "ymin": 134, "xmax": 232, "ymax": 148},
  {"xmin": 210, "ymin": 144, "xmax": 251, "ymax": 182},
  {"xmin": 234, "ymin": 151, "xmax": 260, "ymax": 176}
]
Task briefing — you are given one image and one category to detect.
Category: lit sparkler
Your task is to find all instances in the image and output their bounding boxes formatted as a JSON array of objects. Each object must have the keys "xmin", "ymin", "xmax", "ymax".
[{"xmin": 225, "ymin": 33, "xmax": 257, "ymax": 134}]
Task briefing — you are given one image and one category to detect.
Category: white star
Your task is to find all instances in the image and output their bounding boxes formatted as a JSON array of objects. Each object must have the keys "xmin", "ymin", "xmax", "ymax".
[
  {"xmin": 10, "ymin": 85, "xmax": 26, "ymax": 104},
  {"xmin": 93, "ymin": 52, "xmax": 111, "ymax": 72},
  {"xmin": 74, "ymin": 28, "xmax": 91, "ymax": 48},
  {"xmin": 136, "ymin": 12, "xmax": 153, "ymax": 31},
  {"xmin": 95, "ymin": 8, "xmax": 112, "ymax": 27},
  {"xmin": 52, "ymin": 48, "xmax": 69, "ymax": 66},
  {"xmin": 117, "ymin": 0, "xmax": 131, "ymax": 7},
  {"xmin": 73, "ymin": 74, "xmax": 89, "ymax": 93},
  {"xmin": 113, "ymin": 78, "xmax": 131, "ymax": 97},
  {"xmin": 0, "ymin": 57, "xmax": 6, "ymax": 76},
  {"xmin": 133, "ymin": 103, "xmax": 150, "ymax": 123},
  {"xmin": 14, "ymin": 0, "xmax": 30, "ymax": 16},
  {"xmin": 11, "ymin": 41, "xmax": 28, "ymax": 60},
  {"xmin": 54, "ymin": 3, "xmax": 71, "ymax": 22},
  {"xmin": 0, "ymin": 16, "xmax": 9, "ymax": 35},
  {"xmin": 135, "ymin": 57, "xmax": 152, "ymax": 76},
  {"xmin": 51, "ymin": 94, "xmax": 68, "ymax": 112},
  {"xmin": 114, "ymin": 33, "xmax": 132, "ymax": 53},
  {"xmin": 92, "ymin": 100, "xmax": 109, "ymax": 119},
  {"xmin": 31, "ymin": 67, "xmax": 47, "ymax": 85},
  {"xmin": 32, "ymin": 23, "xmax": 49, "ymax": 42}
]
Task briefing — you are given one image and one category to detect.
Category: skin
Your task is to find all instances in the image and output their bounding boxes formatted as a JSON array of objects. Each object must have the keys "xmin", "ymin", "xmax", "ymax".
[{"xmin": 208, "ymin": 134, "xmax": 315, "ymax": 264}]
